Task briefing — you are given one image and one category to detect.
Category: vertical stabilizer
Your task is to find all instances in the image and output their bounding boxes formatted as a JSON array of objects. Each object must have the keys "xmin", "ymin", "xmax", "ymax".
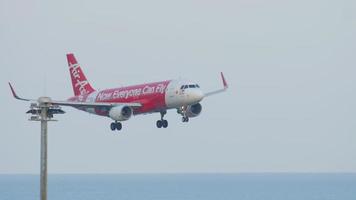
[{"xmin": 66, "ymin": 53, "xmax": 95, "ymax": 96}]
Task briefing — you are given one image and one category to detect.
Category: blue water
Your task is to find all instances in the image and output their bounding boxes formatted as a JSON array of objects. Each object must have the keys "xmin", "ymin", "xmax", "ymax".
[{"xmin": 1, "ymin": 174, "xmax": 355, "ymax": 200}]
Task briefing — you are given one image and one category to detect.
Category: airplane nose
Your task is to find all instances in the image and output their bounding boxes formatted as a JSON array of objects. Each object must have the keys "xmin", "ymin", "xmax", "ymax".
[{"xmin": 190, "ymin": 89, "xmax": 204, "ymax": 103}]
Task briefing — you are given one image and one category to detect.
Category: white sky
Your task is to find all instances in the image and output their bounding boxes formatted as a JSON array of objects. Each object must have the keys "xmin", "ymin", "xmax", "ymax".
[{"xmin": 1, "ymin": 0, "xmax": 356, "ymax": 173}]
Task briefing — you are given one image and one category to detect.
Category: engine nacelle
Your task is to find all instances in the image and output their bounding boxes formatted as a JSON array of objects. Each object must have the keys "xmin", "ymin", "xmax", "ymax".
[
  {"xmin": 186, "ymin": 103, "xmax": 202, "ymax": 118},
  {"xmin": 108, "ymin": 105, "xmax": 133, "ymax": 121}
]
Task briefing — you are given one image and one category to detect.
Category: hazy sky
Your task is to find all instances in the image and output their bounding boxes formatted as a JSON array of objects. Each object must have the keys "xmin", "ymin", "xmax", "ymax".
[{"xmin": 1, "ymin": 0, "xmax": 355, "ymax": 173}]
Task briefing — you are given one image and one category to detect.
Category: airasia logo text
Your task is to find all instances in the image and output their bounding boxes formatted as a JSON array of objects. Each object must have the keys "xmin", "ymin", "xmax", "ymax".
[
  {"xmin": 69, "ymin": 63, "xmax": 89, "ymax": 95},
  {"xmin": 97, "ymin": 84, "xmax": 166, "ymax": 101}
]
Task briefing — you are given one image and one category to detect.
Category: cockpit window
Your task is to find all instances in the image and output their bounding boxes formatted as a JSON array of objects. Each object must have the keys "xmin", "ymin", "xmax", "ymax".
[{"xmin": 181, "ymin": 84, "xmax": 199, "ymax": 89}]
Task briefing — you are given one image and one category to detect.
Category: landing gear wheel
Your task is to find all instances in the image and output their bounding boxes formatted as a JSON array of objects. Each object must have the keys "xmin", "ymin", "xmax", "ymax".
[
  {"xmin": 182, "ymin": 117, "xmax": 189, "ymax": 122},
  {"xmin": 156, "ymin": 120, "xmax": 163, "ymax": 128},
  {"xmin": 116, "ymin": 122, "xmax": 122, "ymax": 131},
  {"xmin": 162, "ymin": 120, "xmax": 168, "ymax": 128},
  {"xmin": 156, "ymin": 111, "xmax": 168, "ymax": 128},
  {"xmin": 110, "ymin": 122, "xmax": 116, "ymax": 131},
  {"xmin": 110, "ymin": 122, "xmax": 122, "ymax": 131}
]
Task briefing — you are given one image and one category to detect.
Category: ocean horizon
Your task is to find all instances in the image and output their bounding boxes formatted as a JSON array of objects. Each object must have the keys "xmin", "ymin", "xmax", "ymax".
[{"xmin": 1, "ymin": 173, "xmax": 355, "ymax": 200}]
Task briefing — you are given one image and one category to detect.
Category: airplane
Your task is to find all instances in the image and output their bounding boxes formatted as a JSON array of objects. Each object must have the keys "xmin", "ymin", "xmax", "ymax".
[{"xmin": 9, "ymin": 53, "xmax": 228, "ymax": 131}]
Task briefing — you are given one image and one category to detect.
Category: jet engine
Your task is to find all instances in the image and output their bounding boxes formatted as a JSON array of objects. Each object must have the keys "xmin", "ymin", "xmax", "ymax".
[
  {"xmin": 108, "ymin": 105, "xmax": 133, "ymax": 121},
  {"xmin": 185, "ymin": 103, "xmax": 202, "ymax": 118}
]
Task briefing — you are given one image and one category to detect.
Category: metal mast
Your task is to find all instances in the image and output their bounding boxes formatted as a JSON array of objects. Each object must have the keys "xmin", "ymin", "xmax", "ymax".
[{"xmin": 27, "ymin": 97, "xmax": 64, "ymax": 200}]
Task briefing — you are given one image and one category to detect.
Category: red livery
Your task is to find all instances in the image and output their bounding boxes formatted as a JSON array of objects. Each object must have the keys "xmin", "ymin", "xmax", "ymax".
[{"xmin": 9, "ymin": 53, "xmax": 228, "ymax": 131}]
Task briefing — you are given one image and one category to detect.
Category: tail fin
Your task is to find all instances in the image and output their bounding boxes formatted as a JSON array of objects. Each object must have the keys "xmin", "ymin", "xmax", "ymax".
[{"xmin": 66, "ymin": 53, "xmax": 95, "ymax": 96}]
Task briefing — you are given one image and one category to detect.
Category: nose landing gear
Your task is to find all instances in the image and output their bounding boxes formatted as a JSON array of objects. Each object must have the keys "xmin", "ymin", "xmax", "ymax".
[
  {"xmin": 110, "ymin": 121, "xmax": 122, "ymax": 131},
  {"xmin": 178, "ymin": 106, "xmax": 189, "ymax": 123},
  {"xmin": 156, "ymin": 111, "xmax": 168, "ymax": 128},
  {"xmin": 182, "ymin": 116, "xmax": 189, "ymax": 122}
]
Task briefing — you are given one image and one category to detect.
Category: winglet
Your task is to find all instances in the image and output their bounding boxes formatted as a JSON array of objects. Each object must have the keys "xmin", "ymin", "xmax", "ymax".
[
  {"xmin": 9, "ymin": 82, "xmax": 19, "ymax": 99},
  {"xmin": 221, "ymin": 72, "xmax": 228, "ymax": 89},
  {"xmin": 8, "ymin": 82, "xmax": 30, "ymax": 101},
  {"xmin": 204, "ymin": 72, "xmax": 229, "ymax": 97}
]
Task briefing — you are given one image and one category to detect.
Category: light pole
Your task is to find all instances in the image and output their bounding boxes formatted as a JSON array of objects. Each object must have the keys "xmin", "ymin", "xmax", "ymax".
[{"xmin": 27, "ymin": 97, "xmax": 64, "ymax": 200}]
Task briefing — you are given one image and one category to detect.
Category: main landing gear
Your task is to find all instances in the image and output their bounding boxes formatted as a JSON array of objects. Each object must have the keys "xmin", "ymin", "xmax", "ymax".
[
  {"xmin": 110, "ymin": 121, "xmax": 122, "ymax": 131},
  {"xmin": 156, "ymin": 111, "xmax": 168, "ymax": 128}
]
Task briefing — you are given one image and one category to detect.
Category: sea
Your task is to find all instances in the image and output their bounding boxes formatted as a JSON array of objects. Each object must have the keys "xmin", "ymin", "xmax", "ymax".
[{"xmin": 1, "ymin": 173, "xmax": 355, "ymax": 200}]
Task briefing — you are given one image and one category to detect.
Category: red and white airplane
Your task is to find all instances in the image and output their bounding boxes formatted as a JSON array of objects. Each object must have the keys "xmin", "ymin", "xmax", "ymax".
[{"xmin": 9, "ymin": 53, "xmax": 228, "ymax": 131}]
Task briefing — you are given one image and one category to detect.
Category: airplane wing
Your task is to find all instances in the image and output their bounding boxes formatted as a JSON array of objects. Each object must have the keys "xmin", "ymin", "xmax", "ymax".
[
  {"xmin": 8, "ymin": 82, "xmax": 141, "ymax": 108},
  {"xmin": 204, "ymin": 72, "xmax": 229, "ymax": 97}
]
